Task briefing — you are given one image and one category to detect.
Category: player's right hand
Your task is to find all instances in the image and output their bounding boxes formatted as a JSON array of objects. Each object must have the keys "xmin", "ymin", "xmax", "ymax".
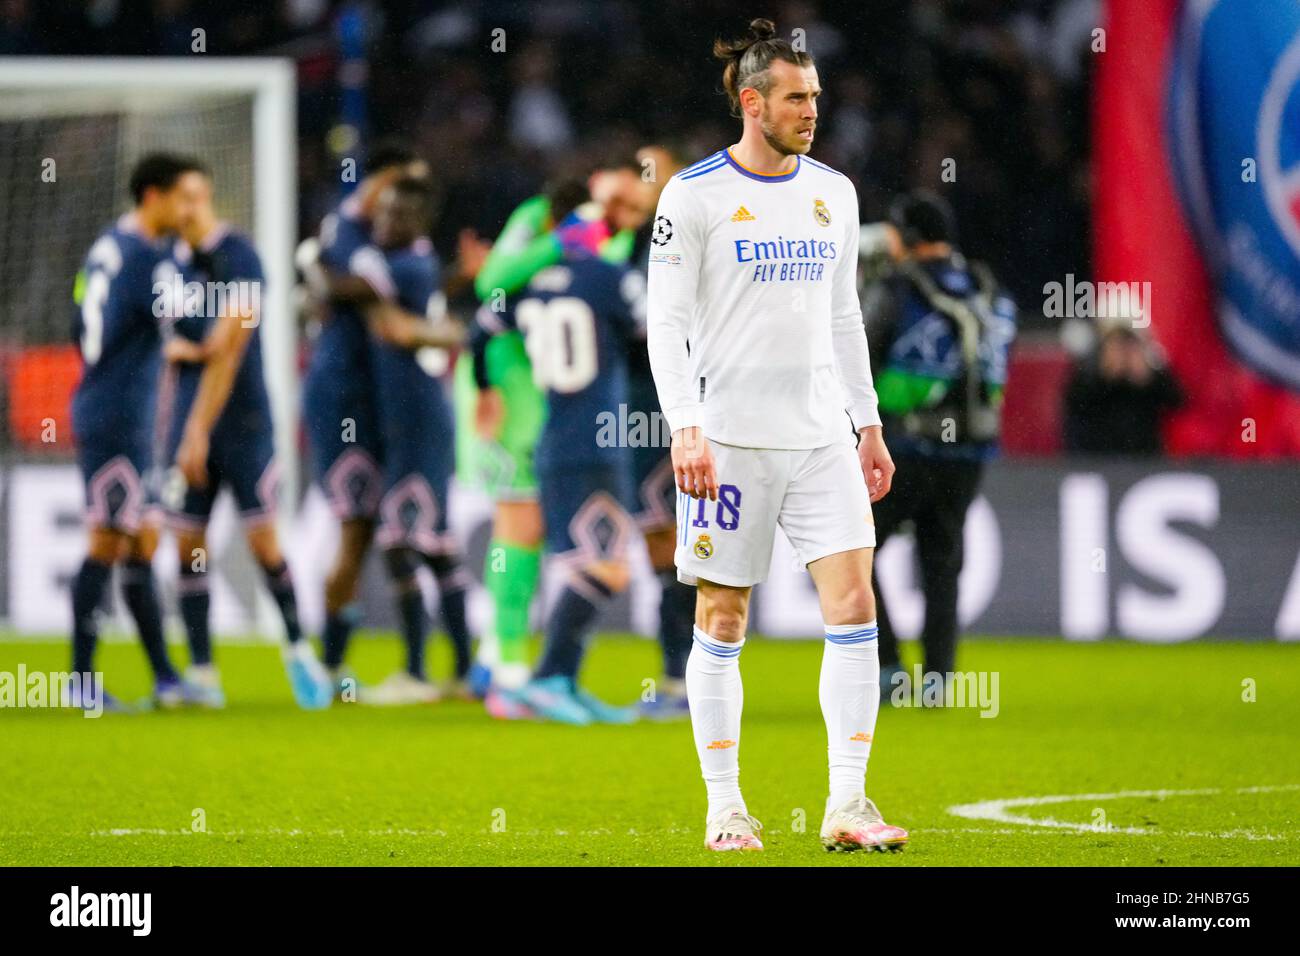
[
  {"xmin": 857, "ymin": 425, "xmax": 895, "ymax": 503},
  {"xmin": 177, "ymin": 427, "xmax": 210, "ymax": 489},
  {"xmin": 672, "ymin": 426, "xmax": 717, "ymax": 500},
  {"xmin": 474, "ymin": 388, "xmax": 505, "ymax": 440}
]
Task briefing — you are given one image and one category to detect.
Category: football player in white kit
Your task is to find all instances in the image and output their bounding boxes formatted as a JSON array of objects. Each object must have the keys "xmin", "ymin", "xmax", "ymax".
[{"xmin": 646, "ymin": 18, "xmax": 909, "ymax": 853}]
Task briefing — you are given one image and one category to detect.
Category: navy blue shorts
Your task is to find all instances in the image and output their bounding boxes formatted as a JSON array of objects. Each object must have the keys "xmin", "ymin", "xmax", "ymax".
[
  {"xmin": 163, "ymin": 411, "xmax": 278, "ymax": 530},
  {"xmin": 538, "ymin": 462, "xmax": 636, "ymax": 565},
  {"xmin": 630, "ymin": 446, "xmax": 675, "ymax": 532},
  {"xmin": 77, "ymin": 441, "xmax": 154, "ymax": 534},
  {"xmin": 376, "ymin": 437, "xmax": 455, "ymax": 556},
  {"xmin": 303, "ymin": 371, "xmax": 384, "ymax": 521},
  {"xmin": 625, "ymin": 371, "xmax": 674, "ymax": 531}
]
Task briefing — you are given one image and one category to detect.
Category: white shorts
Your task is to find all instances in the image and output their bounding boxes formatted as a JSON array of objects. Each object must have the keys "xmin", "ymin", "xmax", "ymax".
[{"xmin": 674, "ymin": 438, "xmax": 876, "ymax": 588}]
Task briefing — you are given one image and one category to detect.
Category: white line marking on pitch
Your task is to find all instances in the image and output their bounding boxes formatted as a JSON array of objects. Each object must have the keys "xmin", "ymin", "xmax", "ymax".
[
  {"xmin": 81, "ymin": 826, "xmax": 698, "ymax": 838},
  {"xmin": 946, "ymin": 784, "xmax": 1300, "ymax": 839}
]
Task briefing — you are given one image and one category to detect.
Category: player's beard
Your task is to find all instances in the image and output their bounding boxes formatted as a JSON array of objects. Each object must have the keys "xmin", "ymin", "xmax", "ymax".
[{"xmin": 760, "ymin": 107, "xmax": 812, "ymax": 156}]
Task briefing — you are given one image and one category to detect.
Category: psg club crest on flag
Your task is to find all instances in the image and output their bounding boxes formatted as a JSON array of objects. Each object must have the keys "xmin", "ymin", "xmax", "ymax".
[{"xmin": 1167, "ymin": 0, "xmax": 1300, "ymax": 389}]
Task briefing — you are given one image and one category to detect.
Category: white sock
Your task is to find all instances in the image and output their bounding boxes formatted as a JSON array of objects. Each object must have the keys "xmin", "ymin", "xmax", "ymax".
[
  {"xmin": 686, "ymin": 626, "xmax": 746, "ymax": 820},
  {"xmin": 820, "ymin": 622, "xmax": 880, "ymax": 811}
]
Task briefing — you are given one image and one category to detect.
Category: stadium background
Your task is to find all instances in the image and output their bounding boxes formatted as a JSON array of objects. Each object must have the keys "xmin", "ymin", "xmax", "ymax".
[
  {"xmin": 0, "ymin": 0, "xmax": 1297, "ymax": 644},
  {"xmin": 0, "ymin": 0, "xmax": 1298, "ymax": 879}
]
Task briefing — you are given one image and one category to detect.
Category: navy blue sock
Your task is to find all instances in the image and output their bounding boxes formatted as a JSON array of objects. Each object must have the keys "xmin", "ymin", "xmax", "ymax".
[
  {"xmin": 322, "ymin": 604, "xmax": 360, "ymax": 669},
  {"xmin": 177, "ymin": 562, "xmax": 212, "ymax": 666},
  {"xmin": 121, "ymin": 558, "xmax": 177, "ymax": 682},
  {"xmin": 386, "ymin": 549, "xmax": 428, "ymax": 679},
  {"xmin": 428, "ymin": 554, "xmax": 473, "ymax": 679},
  {"xmin": 71, "ymin": 557, "xmax": 112, "ymax": 675},
  {"xmin": 398, "ymin": 588, "xmax": 428, "ymax": 678},
  {"xmin": 534, "ymin": 572, "xmax": 611, "ymax": 681},
  {"xmin": 657, "ymin": 570, "xmax": 695, "ymax": 681},
  {"xmin": 260, "ymin": 560, "xmax": 302, "ymax": 644}
]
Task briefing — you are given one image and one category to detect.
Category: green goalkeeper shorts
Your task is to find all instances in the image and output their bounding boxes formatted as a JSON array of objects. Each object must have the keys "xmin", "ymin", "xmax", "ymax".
[{"xmin": 454, "ymin": 331, "xmax": 545, "ymax": 500}]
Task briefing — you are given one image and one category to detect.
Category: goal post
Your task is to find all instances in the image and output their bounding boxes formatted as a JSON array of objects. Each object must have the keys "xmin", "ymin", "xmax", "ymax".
[
  {"xmin": 0, "ymin": 56, "xmax": 299, "ymax": 501},
  {"xmin": 0, "ymin": 57, "xmax": 298, "ymax": 637}
]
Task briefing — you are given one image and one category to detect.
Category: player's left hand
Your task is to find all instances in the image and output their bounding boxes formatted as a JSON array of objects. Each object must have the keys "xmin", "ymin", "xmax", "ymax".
[
  {"xmin": 857, "ymin": 426, "xmax": 894, "ymax": 502},
  {"xmin": 177, "ymin": 428, "xmax": 210, "ymax": 489}
]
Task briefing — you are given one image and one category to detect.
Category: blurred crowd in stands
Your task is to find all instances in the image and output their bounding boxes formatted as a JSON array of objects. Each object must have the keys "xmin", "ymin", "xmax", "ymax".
[
  {"xmin": 4, "ymin": 0, "xmax": 1097, "ymax": 319},
  {"xmin": 8, "ymin": 0, "xmax": 1189, "ymax": 456}
]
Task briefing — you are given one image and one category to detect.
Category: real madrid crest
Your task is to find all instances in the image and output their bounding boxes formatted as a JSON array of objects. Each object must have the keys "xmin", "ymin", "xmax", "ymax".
[
  {"xmin": 693, "ymin": 534, "xmax": 714, "ymax": 559},
  {"xmin": 813, "ymin": 198, "xmax": 831, "ymax": 227}
]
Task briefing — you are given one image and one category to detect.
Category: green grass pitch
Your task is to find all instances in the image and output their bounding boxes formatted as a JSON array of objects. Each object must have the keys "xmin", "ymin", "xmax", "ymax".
[{"xmin": 0, "ymin": 634, "xmax": 1296, "ymax": 866}]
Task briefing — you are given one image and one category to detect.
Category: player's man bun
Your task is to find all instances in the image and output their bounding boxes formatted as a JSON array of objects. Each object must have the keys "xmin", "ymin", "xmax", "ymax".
[
  {"xmin": 128, "ymin": 152, "xmax": 208, "ymax": 204},
  {"xmin": 713, "ymin": 17, "xmax": 813, "ymax": 117}
]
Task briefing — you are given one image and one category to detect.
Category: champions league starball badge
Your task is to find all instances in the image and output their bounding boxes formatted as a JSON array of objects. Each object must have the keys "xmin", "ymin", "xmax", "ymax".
[{"xmin": 651, "ymin": 215, "xmax": 673, "ymax": 245}]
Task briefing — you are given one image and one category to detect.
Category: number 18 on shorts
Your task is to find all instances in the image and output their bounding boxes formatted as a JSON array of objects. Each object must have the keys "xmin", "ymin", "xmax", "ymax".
[{"xmin": 674, "ymin": 439, "xmax": 877, "ymax": 588}]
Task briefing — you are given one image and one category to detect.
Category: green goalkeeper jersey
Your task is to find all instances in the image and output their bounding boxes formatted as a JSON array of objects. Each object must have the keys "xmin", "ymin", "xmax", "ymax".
[{"xmin": 454, "ymin": 194, "xmax": 634, "ymax": 498}]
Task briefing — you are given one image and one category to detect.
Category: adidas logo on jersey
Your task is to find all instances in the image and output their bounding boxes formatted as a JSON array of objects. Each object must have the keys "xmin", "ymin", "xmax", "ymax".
[{"xmin": 730, "ymin": 205, "xmax": 755, "ymax": 222}]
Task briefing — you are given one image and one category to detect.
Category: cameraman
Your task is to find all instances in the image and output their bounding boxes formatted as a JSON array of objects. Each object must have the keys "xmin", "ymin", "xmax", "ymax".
[{"xmin": 859, "ymin": 191, "xmax": 1017, "ymax": 701}]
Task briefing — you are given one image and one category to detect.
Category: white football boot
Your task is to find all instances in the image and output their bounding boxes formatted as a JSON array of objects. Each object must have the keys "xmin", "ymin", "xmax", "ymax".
[
  {"xmin": 358, "ymin": 670, "xmax": 441, "ymax": 706},
  {"xmin": 704, "ymin": 808, "xmax": 764, "ymax": 852},
  {"xmin": 820, "ymin": 796, "xmax": 909, "ymax": 852},
  {"xmin": 184, "ymin": 664, "xmax": 227, "ymax": 709}
]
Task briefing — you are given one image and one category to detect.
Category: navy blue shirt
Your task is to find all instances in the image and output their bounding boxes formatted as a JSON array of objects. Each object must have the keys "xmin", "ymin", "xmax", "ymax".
[
  {"xmin": 170, "ymin": 226, "xmax": 271, "ymax": 430},
  {"xmin": 308, "ymin": 198, "xmax": 372, "ymax": 381},
  {"xmin": 355, "ymin": 239, "xmax": 455, "ymax": 457},
  {"xmin": 71, "ymin": 214, "xmax": 173, "ymax": 449},
  {"xmin": 473, "ymin": 255, "xmax": 646, "ymax": 471}
]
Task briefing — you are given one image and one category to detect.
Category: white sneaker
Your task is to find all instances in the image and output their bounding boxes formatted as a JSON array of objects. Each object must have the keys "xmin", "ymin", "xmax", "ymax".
[
  {"xmin": 358, "ymin": 671, "xmax": 441, "ymax": 706},
  {"xmin": 704, "ymin": 808, "xmax": 764, "ymax": 851},
  {"xmin": 184, "ymin": 665, "xmax": 226, "ymax": 709},
  {"xmin": 493, "ymin": 661, "xmax": 531, "ymax": 692},
  {"xmin": 820, "ymin": 796, "xmax": 909, "ymax": 853}
]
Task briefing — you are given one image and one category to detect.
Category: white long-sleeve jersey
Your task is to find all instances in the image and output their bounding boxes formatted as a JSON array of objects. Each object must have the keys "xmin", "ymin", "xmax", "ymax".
[{"xmin": 646, "ymin": 148, "xmax": 880, "ymax": 450}]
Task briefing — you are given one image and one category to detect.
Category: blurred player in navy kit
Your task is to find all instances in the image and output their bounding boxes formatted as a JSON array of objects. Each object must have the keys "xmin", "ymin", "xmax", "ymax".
[
  {"xmin": 470, "ymin": 210, "xmax": 648, "ymax": 725},
  {"xmin": 625, "ymin": 146, "xmax": 696, "ymax": 720},
  {"xmin": 296, "ymin": 144, "xmax": 429, "ymax": 692},
  {"xmin": 161, "ymin": 169, "xmax": 334, "ymax": 710},
  {"xmin": 68, "ymin": 153, "xmax": 205, "ymax": 710},
  {"xmin": 343, "ymin": 176, "xmax": 473, "ymax": 704}
]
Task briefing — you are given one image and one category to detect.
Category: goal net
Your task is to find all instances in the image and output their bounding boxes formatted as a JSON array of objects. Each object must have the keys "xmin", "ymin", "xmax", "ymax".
[{"xmin": 0, "ymin": 58, "xmax": 296, "ymax": 638}]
